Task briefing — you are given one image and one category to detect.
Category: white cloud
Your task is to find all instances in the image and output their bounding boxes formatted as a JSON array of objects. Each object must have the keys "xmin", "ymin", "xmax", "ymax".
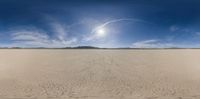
[
  {"xmin": 12, "ymin": 31, "xmax": 49, "ymax": 42},
  {"xmin": 9, "ymin": 26, "xmax": 77, "ymax": 48},
  {"xmin": 195, "ymin": 32, "xmax": 200, "ymax": 36},
  {"xmin": 131, "ymin": 39, "xmax": 175, "ymax": 48},
  {"xmin": 170, "ymin": 25, "xmax": 179, "ymax": 32},
  {"xmin": 50, "ymin": 22, "xmax": 68, "ymax": 41},
  {"xmin": 83, "ymin": 34, "xmax": 98, "ymax": 41},
  {"xmin": 169, "ymin": 25, "xmax": 191, "ymax": 33},
  {"xmin": 83, "ymin": 18, "xmax": 149, "ymax": 42}
]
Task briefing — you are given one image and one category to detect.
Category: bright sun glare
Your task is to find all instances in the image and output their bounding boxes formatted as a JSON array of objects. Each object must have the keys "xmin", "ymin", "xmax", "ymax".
[{"xmin": 96, "ymin": 28, "xmax": 106, "ymax": 37}]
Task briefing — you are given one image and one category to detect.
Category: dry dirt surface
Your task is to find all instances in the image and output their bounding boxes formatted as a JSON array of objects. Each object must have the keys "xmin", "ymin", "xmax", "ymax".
[{"xmin": 0, "ymin": 49, "xmax": 200, "ymax": 99}]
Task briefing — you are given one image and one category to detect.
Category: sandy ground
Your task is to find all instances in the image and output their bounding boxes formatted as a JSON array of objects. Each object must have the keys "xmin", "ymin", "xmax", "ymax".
[{"xmin": 0, "ymin": 49, "xmax": 200, "ymax": 99}]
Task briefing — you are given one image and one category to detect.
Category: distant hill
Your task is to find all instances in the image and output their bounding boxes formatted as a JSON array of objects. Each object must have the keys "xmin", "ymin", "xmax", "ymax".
[{"xmin": 66, "ymin": 46, "xmax": 99, "ymax": 49}]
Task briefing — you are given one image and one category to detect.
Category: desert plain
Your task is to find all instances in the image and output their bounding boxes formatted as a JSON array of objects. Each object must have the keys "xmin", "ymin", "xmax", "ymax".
[{"xmin": 0, "ymin": 49, "xmax": 200, "ymax": 99}]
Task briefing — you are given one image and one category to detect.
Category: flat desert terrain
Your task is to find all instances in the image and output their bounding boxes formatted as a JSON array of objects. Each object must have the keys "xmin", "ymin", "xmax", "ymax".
[{"xmin": 0, "ymin": 49, "xmax": 200, "ymax": 99}]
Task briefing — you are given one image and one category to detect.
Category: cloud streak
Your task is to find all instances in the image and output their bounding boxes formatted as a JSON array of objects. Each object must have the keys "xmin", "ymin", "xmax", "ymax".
[
  {"xmin": 9, "ymin": 22, "xmax": 77, "ymax": 48},
  {"xmin": 91, "ymin": 18, "xmax": 149, "ymax": 34},
  {"xmin": 84, "ymin": 18, "xmax": 150, "ymax": 41},
  {"xmin": 131, "ymin": 39, "xmax": 175, "ymax": 48}
]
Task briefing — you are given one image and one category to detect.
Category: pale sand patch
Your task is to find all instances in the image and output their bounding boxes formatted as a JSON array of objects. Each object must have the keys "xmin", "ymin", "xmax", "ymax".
[{"xmin": 0, "ymin": 49, "xmax": 200, "ymax": 99}]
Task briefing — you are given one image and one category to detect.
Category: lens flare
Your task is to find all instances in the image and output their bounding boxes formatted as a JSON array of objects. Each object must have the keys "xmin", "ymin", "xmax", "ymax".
[{"xmin": 96, "ymin": 28, "xmax": 106, "ymax": 37}]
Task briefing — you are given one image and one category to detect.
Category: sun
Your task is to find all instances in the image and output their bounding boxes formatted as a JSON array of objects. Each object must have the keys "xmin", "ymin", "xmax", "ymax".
[{"xmin": 96, "ymin": 28, "xmax": 106, "ymax": 37}]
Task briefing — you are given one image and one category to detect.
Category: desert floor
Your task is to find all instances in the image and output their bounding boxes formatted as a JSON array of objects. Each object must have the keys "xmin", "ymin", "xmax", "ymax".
[{"xmin": 0, "ymin": 49, "xmax": 200, "ymax": 99}]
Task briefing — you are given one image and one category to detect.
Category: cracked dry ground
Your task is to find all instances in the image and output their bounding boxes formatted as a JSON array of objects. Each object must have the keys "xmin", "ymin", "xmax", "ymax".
[{"xmin": 0, "ymin": 49, "xmax": 200, "ymax": 99}]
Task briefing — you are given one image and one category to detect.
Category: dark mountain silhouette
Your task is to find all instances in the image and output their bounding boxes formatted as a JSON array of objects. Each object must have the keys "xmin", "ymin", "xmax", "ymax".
[{"xmin": 66, "ymin": 46, "xmax": 99, "ymax": 49}]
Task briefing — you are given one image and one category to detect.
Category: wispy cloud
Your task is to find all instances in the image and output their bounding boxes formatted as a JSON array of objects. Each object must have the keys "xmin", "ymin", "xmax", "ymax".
[
  {"xmin": 12, "ymin": 31, "xmax": 49, "ymax": 42},
  {"xmin": 84, "ymin": 18, "xmax": 150, "ymax": 41},
  {"xmin": 169, "ymin": 25, "xmax": 179, "ymax": 32},
  {"xmin": 131, "ymin": 39, "xmax": 175, "ymax": 48},
  {"xmin": 195, "ymin": 32, "xmax": 200, "ymax": 36},
  {"xmin": 9, "ymin": 25, "xmax": 77, "ymax": 48},
  {"xmin": 169, "ymin": 25, "xmax": 192, "ymax": 33}
]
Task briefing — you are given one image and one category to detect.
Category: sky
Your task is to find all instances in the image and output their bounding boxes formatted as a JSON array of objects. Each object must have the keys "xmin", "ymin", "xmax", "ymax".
[{"xmin": 0, "ymin": 0, "xmax": 200, "ymax": 48}]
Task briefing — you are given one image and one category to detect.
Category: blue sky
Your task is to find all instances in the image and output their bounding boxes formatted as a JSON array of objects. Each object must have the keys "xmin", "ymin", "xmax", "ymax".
[{"xmin": 0, "ymin": 0, "xmax": 200, "ymax": 48}]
